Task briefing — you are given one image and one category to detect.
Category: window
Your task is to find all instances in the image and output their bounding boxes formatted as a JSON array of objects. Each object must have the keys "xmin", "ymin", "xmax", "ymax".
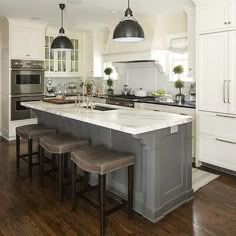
[
  {"xmin": 103, "ymin": 63, "xmax": 118, "ymax": 80},
  {"xmin": 169, "ymin": 52, "xmax": 191, "ymax": 81},
  {"xmin": 167, "ymin": 33, "xmax": 193, "ymax": 82}
]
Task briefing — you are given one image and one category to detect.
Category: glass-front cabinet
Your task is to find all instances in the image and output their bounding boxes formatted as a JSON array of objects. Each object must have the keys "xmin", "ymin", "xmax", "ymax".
[{"xmin": 45, "ymin": 35, "xmax": 81, "ymax": 77}]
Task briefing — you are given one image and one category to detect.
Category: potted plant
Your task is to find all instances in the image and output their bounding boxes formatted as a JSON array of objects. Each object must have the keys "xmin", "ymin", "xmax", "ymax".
[
  {"xmin": 104, "ymin": 67, "xmax": 114, "ymax": 95},
  {"xmin": 173, "ymin": 65, "xmax": 185, "ymax": 103},
  {"xmin": 80, "ymin": 79, "xmax": 95, "ymax": 95}
]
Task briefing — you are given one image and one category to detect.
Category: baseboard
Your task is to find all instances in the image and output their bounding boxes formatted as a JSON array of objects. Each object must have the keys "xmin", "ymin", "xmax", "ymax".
[
  {"xmin": 201, "ymin": 162, "xmax": 236, "ymax": 177},
  {"xmin": 1, "ymin": 128, "xmax": 10, "ymax": 141}
]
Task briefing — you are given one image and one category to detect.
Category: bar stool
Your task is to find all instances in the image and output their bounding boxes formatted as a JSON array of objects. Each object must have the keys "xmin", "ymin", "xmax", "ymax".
[
  {"xmin": 39, "ymin": 133, "xmax": 90, "ymax": 202},
  {"xmin": 16, "ymin": 124, "xmax": 56, "ymax": 178},
  {"xmin": 71, "ymin": 145, "xmax": 135, "ymax": 236}
]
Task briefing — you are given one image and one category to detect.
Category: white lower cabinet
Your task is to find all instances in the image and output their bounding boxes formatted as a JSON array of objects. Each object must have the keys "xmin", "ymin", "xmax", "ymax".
[
  {"xmin": 198, "ymin": 111, "xmax": 236, "ymax": 171},
  {"xmin": 135, "ymin": 103, "xmax": 196, "ymax": 158},
  {"xmin": 199, "ymin": 134, "xmax": 236, "ymax": 171}
]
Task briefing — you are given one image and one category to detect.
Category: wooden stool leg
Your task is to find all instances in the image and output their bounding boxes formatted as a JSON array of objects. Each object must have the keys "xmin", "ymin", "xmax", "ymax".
[
  {"xmin": 39, "ymin": 145, "xmax": 44, "ymax": 187},
  {"xmin": 128, "ymin": 165, "xmax": 134, "ymax": 219},
  {"xmin": 63, "ymin": 153, "xmax": 67, "ymax": 177},
  {"xmin": 16, "ymin": 134, "xmax": 20, "ymax": 169},
  {"xmin": 72, "ymin": 161, "xmax": 77, "ymax": 211},
  {"xmin": 100, "ymin": 174, "xmax": 106, "ymax": 236},
  {"xmin": 59, "ymin": 154, "xmax": 64, "ymax": 202},
  {"xmin": 52, "ymin": 154, "xmax": 56, "ymax": 170},
  {"xmin": 28, "ymin": 139, "xmax": 33, "ymax": 178},
  {"xmin": 98, "ymin": 175, "xmax": 101, "ymax": 202},
  {"xmin": 84, "ymin": 171, "xmax": 89, "ymax": 191}
]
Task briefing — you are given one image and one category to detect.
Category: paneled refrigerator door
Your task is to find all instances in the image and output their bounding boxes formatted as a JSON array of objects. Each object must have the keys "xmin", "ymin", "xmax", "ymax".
[
  {"xmin": 228, "ymin": 30, "xmax": 236, "ymax": 114},
  {"xmin": 198, "ymin": 32, "xmax": 228, "ymax": 113}
]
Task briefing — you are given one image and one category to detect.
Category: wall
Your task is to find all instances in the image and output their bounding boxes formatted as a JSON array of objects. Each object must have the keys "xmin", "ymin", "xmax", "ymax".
[{"xmin": 153, "ymin": 11, "xmax": 188, "ymax": 50}]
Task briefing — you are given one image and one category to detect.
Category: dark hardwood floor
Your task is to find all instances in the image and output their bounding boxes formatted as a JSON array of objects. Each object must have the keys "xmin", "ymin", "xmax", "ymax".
[{"xmin": 0, "ymin": 137, "xmax": 236, "ymax": 236}]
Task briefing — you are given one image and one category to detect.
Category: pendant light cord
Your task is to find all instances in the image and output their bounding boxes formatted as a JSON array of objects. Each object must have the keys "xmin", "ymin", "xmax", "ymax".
[
  {"xmin": 59, "ymin": 3, "xmax": 65, "ymax": 34},
  {"xmin": 61, "ymin": 7, "xmax": 64, "ymax": 30}
]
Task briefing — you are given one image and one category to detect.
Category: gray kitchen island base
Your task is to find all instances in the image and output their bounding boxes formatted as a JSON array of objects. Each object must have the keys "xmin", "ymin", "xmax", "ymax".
[{"xmin": 35, "ymin": 110, "xmax": 193, "ymax": 223}]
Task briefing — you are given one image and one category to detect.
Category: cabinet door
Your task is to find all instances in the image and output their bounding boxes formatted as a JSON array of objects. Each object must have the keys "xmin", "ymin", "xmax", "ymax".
[
  {"xmin": 228, "ymin": 0, "xmax": 236, "ymax": 29},
  {"xmin": 199, "ymin": 134, "xmax": 236, "ymax": 171},
  {"xmin": 198, "ymin": 1, "xmax": 228, "ymax": 34},
  {"xmin": 198, "ymin": 33, "xmax": 228, "ymax": 113},
  {"xmin": 11, "ymin": 27, "xmax": 28, "ymax": 59},
  {"xmin": 228, "ymin": 30, "xmax": 236, "ymax": 114},
  {"xmin": 27, "ymin": 29, "xmax": 44, "ymax": 60}
]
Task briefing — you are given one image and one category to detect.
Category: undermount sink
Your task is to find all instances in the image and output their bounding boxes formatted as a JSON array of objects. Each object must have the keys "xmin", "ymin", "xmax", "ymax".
[{"xmin": 82, "ymin": 105, "xmax": 117, "ymax": 111}]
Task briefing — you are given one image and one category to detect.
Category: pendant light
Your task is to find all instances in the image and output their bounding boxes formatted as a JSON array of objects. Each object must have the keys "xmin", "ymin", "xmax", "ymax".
[
  {"xmin": 51, "ymin": 3, "xmax": 73, "ymax": 50},
  {"xmin": 113, "ymin": 0, "xmax": 144, "ymax": 42}
]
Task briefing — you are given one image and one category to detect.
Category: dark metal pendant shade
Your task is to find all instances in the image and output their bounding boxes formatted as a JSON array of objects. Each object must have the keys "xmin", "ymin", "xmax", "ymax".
[
  {"xmin": 113, "ymin": 0, "xmax": 145, "ymax": 42},
  {"xmin": 51, "ymin": 3, "xmax": 73, "ymax": 50},
  {"xmin": 51, "ymin": 35, "xmax": 73, "ymax": 50},
  {"xmin": 113, "ymin": 19, "xmax": 144, "ymax": 42}
]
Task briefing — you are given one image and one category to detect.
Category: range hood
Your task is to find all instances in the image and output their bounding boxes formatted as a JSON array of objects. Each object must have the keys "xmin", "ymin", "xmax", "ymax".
[
  {"xmin": 103, "ymin": 50, "xmax": 168, "ymax": 73},
  {"xmin": 103, "ymin": 17, "xmax": 169, "ymax": 73}
]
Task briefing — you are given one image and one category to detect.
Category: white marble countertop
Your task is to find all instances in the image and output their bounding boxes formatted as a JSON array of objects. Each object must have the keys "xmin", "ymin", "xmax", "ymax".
[{"xmin": 22, "ymin": 101, "xmax": 192, "ymax": 135}]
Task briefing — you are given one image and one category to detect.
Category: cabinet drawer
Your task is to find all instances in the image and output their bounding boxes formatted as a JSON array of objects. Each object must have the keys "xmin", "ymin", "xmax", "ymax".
[
  {"xmin": 199, "ymin": 134, "xmax": 236, "ymax": 171},
  {"xmin": 200, "ymin": 112, "xmax": 236, "ymax": 140}
]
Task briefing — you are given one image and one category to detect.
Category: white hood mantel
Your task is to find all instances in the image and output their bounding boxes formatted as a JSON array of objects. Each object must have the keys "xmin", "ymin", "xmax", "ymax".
[{"xmin": 104, "ymin": 50, "xmax": 168, "ymax": 73}]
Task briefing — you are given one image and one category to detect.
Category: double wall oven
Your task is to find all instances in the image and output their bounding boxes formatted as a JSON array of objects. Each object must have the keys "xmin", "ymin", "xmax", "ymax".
[{"xmin": 11, "ymin": 60, "xmax": 45, "ymax": 120}]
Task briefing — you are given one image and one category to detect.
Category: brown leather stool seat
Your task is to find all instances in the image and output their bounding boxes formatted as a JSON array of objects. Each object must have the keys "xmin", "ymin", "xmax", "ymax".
[
  {"xmin": 71, "ymin": 145, "xmax": 135, "ymax": 236},
  {"xmin": 15, "ymin": 124, "xmax": 56, "ymax": 178},
  {"xmin": 39, "ymin": 133, "xmax": 90, "ymax": 202},
  {"xmin": 16, "ymin": 124, "xmax": 56, "ymax": 140},
  {"xmin": 71, "ymin": 145, "xmax": 135, "ymax": 175},
  {"xmin": 39, "ymin": 133, "xmax": 90, "ymax": 154}
]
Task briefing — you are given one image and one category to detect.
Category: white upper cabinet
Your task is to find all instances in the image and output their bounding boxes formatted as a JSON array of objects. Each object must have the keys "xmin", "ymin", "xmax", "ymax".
[
  {"xmin": 197, "ymin": 0, "xmax": 236, "ymax": 34},
  {"xmin": 83, "ymin": 31, "xmax": 104, "ymax": 78},
  {"xmin": 198, "ymin": 32, "xmax": 228, "ymax": 113},
  {"xmin": 228, "ymin": 0, "xmax": 236, "ymax": 29},
  {"xmin": 10, "ymin": 20, "xmax": 45, "ymax": 60},
  {"xmin": 11, "ymin": 28, "xmax": 28, "ymax": 59},
  {"xmin": 198, "ymin": 0, "xmax": 228, "ymax": 34},
  {"xmin": 27, "ymin": 29, "xmax": 44, "ymax": 60}
]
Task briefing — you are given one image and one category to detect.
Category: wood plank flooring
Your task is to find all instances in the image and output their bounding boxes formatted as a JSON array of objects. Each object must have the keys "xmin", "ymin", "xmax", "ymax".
[{"xmin": 0, "ymin": 137, "xmax": 236, "ymax": 236}]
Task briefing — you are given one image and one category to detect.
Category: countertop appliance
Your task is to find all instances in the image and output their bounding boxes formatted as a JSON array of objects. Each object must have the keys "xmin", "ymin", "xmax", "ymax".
[
  {"xmin": 106, "ymin": 95, "xmax": 154, "ymax": 108},
  {"xmin": 11, "ymin": 60, "xmax": 45, "ymax": 120},
  {"xmin": 189, "ymin": 83, "xmax": 196, "ymax": 102}
]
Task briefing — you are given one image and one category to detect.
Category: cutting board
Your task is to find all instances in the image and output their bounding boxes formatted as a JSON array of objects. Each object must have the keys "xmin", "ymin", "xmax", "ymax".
[{"xmin": 43, "ymin": 98, "xmax": 75, "ymax": 104}]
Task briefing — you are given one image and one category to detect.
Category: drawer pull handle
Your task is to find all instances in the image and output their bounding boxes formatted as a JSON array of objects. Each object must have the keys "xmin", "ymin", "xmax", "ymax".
[
  {"xmin": 180, "ymin": 113, "xmax": 188, "ymax": 116},
  {"xmin": 216, "ymin": 138, "xmax": 236, "ymax": 145},
  {"xmin": 228, "ymin": 80, "xmax": 231, "ymax": 103},
  {"xmin": 216, "ymin": 114, "xmax": 236, "ymax": 118},
  {"xmin": 154, "ymin": 110, "xmax": 160, "ymax": 112},
  {"xmin": 223, "ymin": 80, "xmax": 227, "ymax": 103}
]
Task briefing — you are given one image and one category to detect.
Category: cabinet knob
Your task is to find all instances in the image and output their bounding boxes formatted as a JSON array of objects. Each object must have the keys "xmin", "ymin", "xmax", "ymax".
[
  {"xmin": 228, "ymin": 21, "xmax": 231, "ymax": 24},
  {"xmin": 224, "ymin": 22, "xmax": 227, "ymax": 25}
]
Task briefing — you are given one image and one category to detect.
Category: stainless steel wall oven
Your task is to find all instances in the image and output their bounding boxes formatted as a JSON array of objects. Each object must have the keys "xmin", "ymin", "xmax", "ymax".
[
  {"xmin": 11, "ymin": 59, "xmax": 44, "ymax": 95},
  {"xmin": 11, "ymin": 60, "xmax": 45, "ymax": 120}
]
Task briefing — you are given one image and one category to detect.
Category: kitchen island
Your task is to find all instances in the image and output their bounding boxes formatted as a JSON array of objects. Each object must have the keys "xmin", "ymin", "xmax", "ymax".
[{"xmin": 22, "ymin": 101, "xmax": 193, "ymax": 223}]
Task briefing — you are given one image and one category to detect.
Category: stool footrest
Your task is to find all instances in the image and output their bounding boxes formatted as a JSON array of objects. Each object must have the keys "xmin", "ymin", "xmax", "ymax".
[{"xmin": 78, "ymin": 189, "xmax": 128, "ymax": 216}]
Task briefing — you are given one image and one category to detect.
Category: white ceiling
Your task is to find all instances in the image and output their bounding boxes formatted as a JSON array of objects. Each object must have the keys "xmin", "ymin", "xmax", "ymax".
[{"xmin": 0, "ymin": 0, "xmax": 194, "ymax": 30}]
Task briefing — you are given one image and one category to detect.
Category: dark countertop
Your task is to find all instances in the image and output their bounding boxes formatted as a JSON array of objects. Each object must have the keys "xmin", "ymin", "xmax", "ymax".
[
  {"xmin": 45, "ymin": 93, "xmax": 108, "ymax": 99},
  {"xmin": 143, "ymin": 100, "xmax": 196, "ymax": 109}
]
